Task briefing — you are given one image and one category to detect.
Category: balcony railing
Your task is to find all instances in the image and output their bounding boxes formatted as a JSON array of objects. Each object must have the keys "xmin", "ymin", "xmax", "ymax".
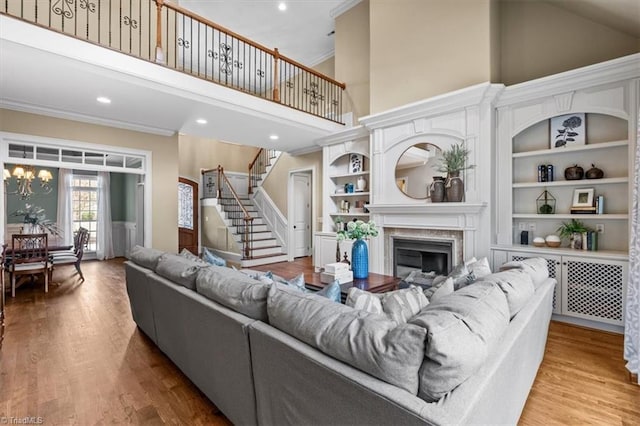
[{"xmin": 1, "ymin": 0, "xmax": 346, "ymax": 124}]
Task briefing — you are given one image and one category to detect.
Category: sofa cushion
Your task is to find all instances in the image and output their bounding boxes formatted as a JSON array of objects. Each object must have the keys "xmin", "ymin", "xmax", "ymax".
[
  {"xmin": 499, "ymin": 257, "xmax": 548, "ymax": 288},
  {"xmin": 155, "ymin": 253, "xmax": 205, "ymax": 290},
  {"xmin": 130, "ymin": 245, "xmax": 164, "ymax": 270},
  {"xmin": 409, "ymin": 281, "xmax": 510, "ymax": 402},
  {"xmin": 423, "ymin": 277, "xmax": 454, "ymax": 302},
  {"xmin": 345, "ymin": 286, "xmax": 429, "ymax": 324},
  {"xmin": 196, "ymin": 266, "xmax": 270, "ymax": 321},
  {"xmin": 267, "ymin": 282, "xmax": 427, "ymax": 395},
  {"xmin": 481, "ymin": 269, "xmax": 535, "ymax": 318}
]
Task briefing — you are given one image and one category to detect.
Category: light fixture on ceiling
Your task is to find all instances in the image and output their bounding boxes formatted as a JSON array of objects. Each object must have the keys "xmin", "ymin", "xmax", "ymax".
[
  {"xmin": 269, "ymin": 134, "xmax": 279, "ymax": 140},
  {"xmin": 196, "ymin": 118, "xmax": 208, "ymax": 124},
  {"xmin": 4, "ymin": 164, "xmax": 54, "ymax": 200},
  {"xmin": 96, "ymin": 96, "xmax": 111, "ymax": 104},
  {"xmin": 278, "ymin": 2, "xmax": 287, "ymax": 11}
]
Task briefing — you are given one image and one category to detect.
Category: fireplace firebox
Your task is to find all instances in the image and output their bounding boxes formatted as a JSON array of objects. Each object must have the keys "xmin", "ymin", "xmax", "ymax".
[{"xmin": 393, "ymin": 238, "xmax": 453, "ymax": 278}]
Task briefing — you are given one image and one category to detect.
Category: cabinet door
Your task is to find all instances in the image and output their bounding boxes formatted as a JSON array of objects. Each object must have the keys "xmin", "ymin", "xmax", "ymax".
[
  {"xmin": 561, "ymin": 256, "xmax": 627, "ymax": 326},
  {"xmin": 313, "ymin": 234, "xmax": 340, "ymax": 272},
  {"xmin": 508, "ymin": 252, "xmax": 562, "ymax": 315}
]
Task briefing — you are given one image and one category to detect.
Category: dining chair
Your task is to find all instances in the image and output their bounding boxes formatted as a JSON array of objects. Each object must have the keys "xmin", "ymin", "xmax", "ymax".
[
  {"xmin": 9, "ymin": 233, "xmax": 50, "ymax": 297},
  {"xmin": 49, "ymin": 227, "xmax": 90, "ymax": 282}
]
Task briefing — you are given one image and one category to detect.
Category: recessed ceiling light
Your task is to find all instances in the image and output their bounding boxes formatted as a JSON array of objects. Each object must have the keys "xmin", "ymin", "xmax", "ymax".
[
  {"xmin": 196, "ymin": 118, "xmax": 208, "ymax": 124},
  {"xmin": 278, "ymin": 2, "xmax": 287, "ymax": 11},
  {"xmin": 96, "ymin": 96, "xmax": 111, "ymax": 104},
  {"xmin": 269, "ymin": 134, "xmax": 279, "ymax": 140}
]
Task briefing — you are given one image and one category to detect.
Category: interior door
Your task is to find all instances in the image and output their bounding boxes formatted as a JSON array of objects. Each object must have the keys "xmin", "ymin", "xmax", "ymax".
[
  {"xmin": 178, "ymin": 178, "xmax": 199, "ymax": 254},
  {"xmin": 292, "ymin": 173, "xmax": 311, "ymax": 258}
]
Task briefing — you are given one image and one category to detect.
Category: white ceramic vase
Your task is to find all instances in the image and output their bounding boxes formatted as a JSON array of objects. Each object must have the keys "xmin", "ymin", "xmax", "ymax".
[{"xmin": 356, "ymin": 176, "xmax": 367, "ymax": 191}]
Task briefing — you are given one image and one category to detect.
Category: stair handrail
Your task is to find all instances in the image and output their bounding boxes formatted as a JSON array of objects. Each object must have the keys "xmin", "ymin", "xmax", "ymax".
[
  {"xmin": 248, "ymin": 148, "xmax": 277, "ymax": 194},
  {"xmin": 202, "ymin": 165, "xmax": 254, "ymax": 259}
]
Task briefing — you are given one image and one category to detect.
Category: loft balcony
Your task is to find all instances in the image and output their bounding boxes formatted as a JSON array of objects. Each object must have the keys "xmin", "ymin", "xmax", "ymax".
[{"xmin": 0, "ymin": 0, "xmax": 345, "ymax": 151}]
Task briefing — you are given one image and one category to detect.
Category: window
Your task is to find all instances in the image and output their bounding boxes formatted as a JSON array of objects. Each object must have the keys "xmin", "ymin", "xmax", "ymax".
[
  {"xmin": 178, "ymin": 182, "xmax": 194, "ymax": 229},
  {"xmin": 72, "ymin": 176, "xmax": 98, "ymax": 251}
]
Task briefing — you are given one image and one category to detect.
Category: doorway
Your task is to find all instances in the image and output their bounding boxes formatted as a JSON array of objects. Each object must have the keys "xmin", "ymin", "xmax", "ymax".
[
  {"xmin": 290, "ymin": 171, "xmax": 312, "ymax": 259},
  {"xmin": 178, "ymin": 177, "xmax": 199, "ymax": 254}
]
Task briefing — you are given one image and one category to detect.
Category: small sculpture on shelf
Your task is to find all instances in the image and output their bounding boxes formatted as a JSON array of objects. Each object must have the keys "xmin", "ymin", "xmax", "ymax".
[
  {"xmin": 536, "ymin": 190, "xmax": 556, "ymax": 214},
  {"xmin": 585, "ymin": 164, "xmax": 604, "ymax": 179}
]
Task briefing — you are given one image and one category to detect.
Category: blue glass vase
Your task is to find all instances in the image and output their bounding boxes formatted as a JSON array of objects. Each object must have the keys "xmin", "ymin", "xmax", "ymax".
[{"xmin": 351, "ymin": 238, "xmax": 368, "ymax": 279}]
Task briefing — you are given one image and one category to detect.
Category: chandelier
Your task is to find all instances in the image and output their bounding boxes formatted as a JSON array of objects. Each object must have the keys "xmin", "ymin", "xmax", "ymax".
[{"xmin": 3, "ymin": 164, "xmax": 54, "ymax": 199}]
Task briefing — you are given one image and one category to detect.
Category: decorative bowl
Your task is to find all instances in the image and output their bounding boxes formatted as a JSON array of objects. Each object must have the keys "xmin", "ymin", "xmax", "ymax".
[
  {"xmin": 533, "ymin": 237, "xmax": 546, "ymax": 247},
  {"xmin": 545, "ymin": 235, "xmax": 561, "ymax": 248}
]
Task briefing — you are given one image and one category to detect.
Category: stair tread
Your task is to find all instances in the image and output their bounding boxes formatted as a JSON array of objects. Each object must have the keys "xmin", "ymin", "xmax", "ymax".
[
  {"xmin": 248, "ymin": 253, "xmax": 286, "ymax": 260},
  {"xmin": 250, "ymin": 245, "xmax": 281, "ymax": 250}
]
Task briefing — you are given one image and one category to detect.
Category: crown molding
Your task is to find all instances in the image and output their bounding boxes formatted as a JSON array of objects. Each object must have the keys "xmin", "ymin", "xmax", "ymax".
[
  {"xmin": 307, "ymin": 49, "xmax": 336, "ymax": 68},
  {"xmin": 315, "ymin": 124, "xmax": 369, "ymax": 146},
  {"xmin": 330, "ymin": 0, "xmax": 363, "ymax": 18},
  {"xmin": 0, "ymin": 99, "xmax": 176, "ymax": 137}
]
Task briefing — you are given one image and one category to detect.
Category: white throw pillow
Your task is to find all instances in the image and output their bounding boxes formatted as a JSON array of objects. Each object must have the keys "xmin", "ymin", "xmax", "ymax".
[
  {"xmin": 467, "ymin": 257, "xmax": 492, "ymax": 279},
  {"xmin": 346, "ymin": 286, "xmax": 429, "ymax": 324}
]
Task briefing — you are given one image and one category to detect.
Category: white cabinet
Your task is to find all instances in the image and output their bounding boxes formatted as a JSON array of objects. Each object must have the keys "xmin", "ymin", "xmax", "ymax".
[
  {"xmin": 313, "ymin": 232, "xmax": 369, "ymax": 272},
  {"xmin": 492, "ymin": 248, "xmax": 627, "ymax": 331}
]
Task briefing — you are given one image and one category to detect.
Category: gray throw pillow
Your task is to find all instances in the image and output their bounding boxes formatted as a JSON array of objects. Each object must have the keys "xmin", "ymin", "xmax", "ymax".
[
  {"xmin": 268, "ymin": 283, "xmax": 427, "ymax": 395},
  {"xmin": 196, "ymin": 266, "xmax": 270, "ymax": 321},
  {"xmin": 448, "ymin": 263, "xmax": 476, "ymax": 290},
  {"xmin": 466, "ymin": 257, "xmax": 492, "ymax": 279},
  {"xmin": 346, "ymin": 286, "xmax": 429, "ymax": 324},
  {"xmin": 480, "ymin": 269, "xmax": 535, "ymax": 318},
  {"xmin": 423, "ymin": 277, "xmax": 454, "ymax": 302},
  {"xmin": 499, "ymin": 257, "xmax": 549, "ymax": 288},
  {"xmin": 409, "ymin": 281, "xmax": 510, "ymax": 402},
  {"xmin": 179, "ymin": 248, "xmax": 206, "ymax": 264},
  {"xmin": 155, "ymin": 253, "xmax": 205, "ymax": 290},
  {"xmin": 130, "ymin": 245, "xmax": 164, "ymax": 270}
]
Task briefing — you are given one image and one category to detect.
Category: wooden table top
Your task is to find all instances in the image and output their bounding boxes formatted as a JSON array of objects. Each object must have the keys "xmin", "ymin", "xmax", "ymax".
[{"xmin": 305, "ymin": 271, "xmax": 400, "ymax": 296}]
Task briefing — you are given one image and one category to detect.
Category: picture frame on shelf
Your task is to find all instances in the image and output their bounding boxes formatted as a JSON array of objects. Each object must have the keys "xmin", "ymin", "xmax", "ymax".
[
  {"xmin": 572, "ymin": 187, "xmax": 595, "ymax": 207},
  {"xmin": 348, "ymin": 154, "xmax": 364, "ymax": 174},
  {"xmin": 550, "ymin": 113, "xmax": 585, "ymax": 149}
]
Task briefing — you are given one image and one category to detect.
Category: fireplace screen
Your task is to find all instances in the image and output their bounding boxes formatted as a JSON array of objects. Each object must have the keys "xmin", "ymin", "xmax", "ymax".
[{"xmin": 393, "ymin": 238, "xmax": 453, "ymax": 278}]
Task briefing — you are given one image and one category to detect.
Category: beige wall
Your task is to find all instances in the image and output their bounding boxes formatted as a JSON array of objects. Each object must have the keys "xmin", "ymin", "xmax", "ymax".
[
  {"xmin": 490, "ymin": 0, "xmax": 501, "ymax": 83},
  {"xmin": 201, "ymin": 205, "xmax": 241, "ymax": 254},
  {"xmin": 178, "ymin": 134, "xmax": 260, "ymax": 182},
  {"xmin": 500, "ymin": 0, "xmax": 640, "ymax": 85},
  {"xmin": 0, "ymin": 109, "xmax": 179, "ymax": 252},
  {"xmin": 335, "ymin": 0, "xmax": 370, "ymax": 119},
  {"xmin": 313, "ymin": 56, "xmax": 335, "ymax": 79},
  {"xmin": 369, "ymin": 0, "xmax": 493, "ymax": 113},
  {"xmin": 261, "ymin": 150, "xmax": 323, "ymax": 230}
]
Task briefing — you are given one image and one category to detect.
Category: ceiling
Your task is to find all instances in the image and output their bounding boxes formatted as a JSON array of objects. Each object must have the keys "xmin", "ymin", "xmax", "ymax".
[{"xmin": 179, "ymin": 0, "xmax": 345, "ymax": 66}]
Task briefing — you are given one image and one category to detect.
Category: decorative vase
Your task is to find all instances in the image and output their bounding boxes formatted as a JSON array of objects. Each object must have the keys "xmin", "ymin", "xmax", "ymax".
[
  {"xmin": 446, "ymin": 171, "xmax": 464, "ymax": 202},
  {"xmin": 351, "ymin": 238, "xmax": 368, "ymax": 279},
  {"xmin": 430, "ymin": 177, "xmax": 446, "ymax": 203},
  {"xmin": 356, "ymin": 176, "xmax": 367, "ymax": 192}
]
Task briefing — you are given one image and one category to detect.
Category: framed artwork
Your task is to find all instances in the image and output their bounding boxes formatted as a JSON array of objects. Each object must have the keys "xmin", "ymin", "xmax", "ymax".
[
  {"xmin": 572, "ymin": 187, "xmax": 595, "ymax": 207},
  {"xmin": 349, "ymin": 154, "xmax": 364, "ymax": 174},
  {"xmin": 550, "ymin": 113, "xmax": 585, "ymax": 148}
]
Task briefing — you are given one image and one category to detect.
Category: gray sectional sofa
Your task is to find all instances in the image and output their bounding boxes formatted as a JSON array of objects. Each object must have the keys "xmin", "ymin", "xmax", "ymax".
[{"xmin": 125, "ymin": 247, "xmax": 555, "ymax": 426}]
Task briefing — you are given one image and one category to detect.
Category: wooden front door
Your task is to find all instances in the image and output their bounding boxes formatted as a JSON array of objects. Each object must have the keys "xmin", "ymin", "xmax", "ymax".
[{"xmin": 178, "ymin": 178, "xmax": 198, "ymax": 254}]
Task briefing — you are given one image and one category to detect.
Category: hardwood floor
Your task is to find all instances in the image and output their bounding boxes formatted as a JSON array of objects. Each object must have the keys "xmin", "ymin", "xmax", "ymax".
[{"xmin": 1, "ymin": 257, "xmax": 637, "ymax": 425}]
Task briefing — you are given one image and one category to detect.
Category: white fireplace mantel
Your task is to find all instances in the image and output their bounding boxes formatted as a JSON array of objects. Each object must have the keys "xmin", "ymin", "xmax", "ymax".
[{"xmin": 367, "ymin": 203, "xmax": 487, "ymax": 215}]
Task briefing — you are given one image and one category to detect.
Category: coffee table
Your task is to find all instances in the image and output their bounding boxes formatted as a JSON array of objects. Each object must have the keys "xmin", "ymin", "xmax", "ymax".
[{"xmin": 305, "ymin": 272, "xmax": 400, "ymax": 303}]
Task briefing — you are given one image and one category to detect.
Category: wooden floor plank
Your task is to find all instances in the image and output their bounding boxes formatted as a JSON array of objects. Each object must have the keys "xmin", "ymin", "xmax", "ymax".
[{"xmin": 1, "ymin": 257, "xmax": 638, "ymax": 425}]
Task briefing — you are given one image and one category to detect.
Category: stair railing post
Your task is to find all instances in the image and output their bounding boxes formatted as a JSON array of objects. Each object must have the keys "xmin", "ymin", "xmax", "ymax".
[
  {"xmin": 273, "ymin": 48, "xmax": 280, "ymax": 102},
  {"xmin": 243, "ymin": 216, "xmax": 254, "ymax": 259},
  {"xmin": 155, "ymin": 0, "xmax": 165, "ymax": 64},
  {"xmin": 216, "ymin": 165, "xmax": 223, "ymax": 199}
]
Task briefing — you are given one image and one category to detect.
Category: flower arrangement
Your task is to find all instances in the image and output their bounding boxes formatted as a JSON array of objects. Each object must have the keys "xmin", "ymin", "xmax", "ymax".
[
  {"xmin": 11, "ymin": 203, "xmax": 61, "ymax": 236},
  {"xmin": 336, "ymin": 219, "xmax": 379, "ymax": 241}
]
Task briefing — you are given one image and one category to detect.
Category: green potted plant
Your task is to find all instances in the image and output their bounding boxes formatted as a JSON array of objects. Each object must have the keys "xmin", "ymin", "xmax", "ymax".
[
  {"xmin": 557, "ymin": 219, "xmax": 592, "ymax": 249},
  {"xmin": 434, "ymin": 142, "xmax": 474, "ymax": 202}
]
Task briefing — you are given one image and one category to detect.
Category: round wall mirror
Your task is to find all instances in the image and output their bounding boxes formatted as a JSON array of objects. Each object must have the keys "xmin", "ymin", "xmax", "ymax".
[{"xmin": 395, "ymin": 143, "xmax": 443, "ymax": 199}]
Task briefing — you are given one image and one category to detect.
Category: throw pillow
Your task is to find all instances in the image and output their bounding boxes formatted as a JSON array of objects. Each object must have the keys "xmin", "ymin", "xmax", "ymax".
[
  {"xmin": 346, "ymin": 286, "xmax": 429, "ymax": 324},
  {"xmin": 316, "ymin": 280, "xmax": 342, "ymax": 303},
  {"xmin": 202, "ymin": 247, "xmax": 227, "ymax": 267},
  {"xmin": 466, "ymin": 257, "xmax": 492, "ymax": 279},
  {"xmin": 448, "ymin": 263, "xmax": 476, "ymax": 290},
  {"xmin": 130, "ymin": 245, "xmax": 164, "ymax": 270},
  {"xmin": 267, "ymin": 282, "xmax": 427, "ymax": 395},
  {"xmin": 499, "ymin": 257, "xmax": 548, "ymax": 288},
  {"xmin": 274, "ymin": 273, "xmax": 306, "ymax": 292},
  {"xmin": 423, "ymin": 277, "xmax": 454, "ymax": 302},
  {"xmin": 240, "ymin": 269, "xmax": 275, "ymax": 285},
  {"xmin": 179, "ymin": 248, "xmax": 206, "ymax": 264}
]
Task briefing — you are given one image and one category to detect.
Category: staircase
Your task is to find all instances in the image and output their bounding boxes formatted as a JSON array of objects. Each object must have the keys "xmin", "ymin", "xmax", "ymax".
[{"xmin": 206, "ymin": 150, "xmax": 286, "ymax": 267}]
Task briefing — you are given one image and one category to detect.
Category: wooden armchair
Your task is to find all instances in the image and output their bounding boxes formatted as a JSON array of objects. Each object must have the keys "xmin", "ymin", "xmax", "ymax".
[
  {"xmin": 49, "ymin": 227, "xmax": 90, "ymax": 282},
  {"xmin": 9, "ymin": 233, "xmax": 50, "ymax": 297}
]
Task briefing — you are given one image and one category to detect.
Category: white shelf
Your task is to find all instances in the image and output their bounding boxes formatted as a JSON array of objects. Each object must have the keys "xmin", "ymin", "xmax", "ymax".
[
  {"xmin": 512, "ymin": 177, "xmax": 628, "ymax": 188},
  {"xmin": 512, "ymin": 140, "xmax": 628, "ymax": 159},
  {"xmin": 512, "ymin": 213, "xmax": 628, "ymax": 220},
  {"xmin": 329, "ymin": 213, "xmax": 370, "ymax": 217},
  {"xmin": 329, "ymin": 171, "xmax": 369, "ymax": 179},
  {"xmin": 492, "ymin": 244, "xmax": 629, "ymax": 261},
  {"xmin": 330, "ymin": 192, "xmax": 370, "ymax": 197}
]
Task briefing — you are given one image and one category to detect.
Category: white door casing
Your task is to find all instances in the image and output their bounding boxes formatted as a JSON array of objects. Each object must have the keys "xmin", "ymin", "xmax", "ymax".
[{"xmin": 292, "ymin": 172, "xmax": 311, "ymax": 258}]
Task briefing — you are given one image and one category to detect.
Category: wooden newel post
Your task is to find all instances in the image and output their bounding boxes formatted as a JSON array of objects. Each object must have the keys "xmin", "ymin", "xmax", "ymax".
[
  {"xmin": 273, "ymin": 48, "xmax": 280, "ymax": 102},
  {"xmin": 155, "ymin": 0, "xmax": 165, "ymax": 64},
  {"xmin": 216, "ymin": 165, "xmax": 223, "ymax": 199}
]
